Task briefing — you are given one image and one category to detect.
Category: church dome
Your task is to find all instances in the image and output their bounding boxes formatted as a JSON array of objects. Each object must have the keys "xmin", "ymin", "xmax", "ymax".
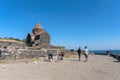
[
  {"xmin": 32, "ymin": 23, "xmax": 45, "ymax": 35},
  {"xmin": 34, "ymin": 23, "xmax": 43, "ymax": 29}
]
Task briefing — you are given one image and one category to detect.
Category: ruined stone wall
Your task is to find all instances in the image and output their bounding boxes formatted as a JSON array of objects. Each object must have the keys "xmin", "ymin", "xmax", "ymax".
[
  {"xmin": 0, "ymin": 42, "xmax": 26, "ymax": 49},
  {"xmin": 0, "ymin": 48, "xmax": 65, "ymax": 60}
]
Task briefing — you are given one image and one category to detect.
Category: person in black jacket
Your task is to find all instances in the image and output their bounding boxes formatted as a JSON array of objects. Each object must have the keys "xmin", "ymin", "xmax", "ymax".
[
  {"xmin": 0, "ymin": 49, "xmax": 1, "ymax": 58},
  {"xmin": 77, "ymin": 47, "xmax": 82, "ymax": 61}
]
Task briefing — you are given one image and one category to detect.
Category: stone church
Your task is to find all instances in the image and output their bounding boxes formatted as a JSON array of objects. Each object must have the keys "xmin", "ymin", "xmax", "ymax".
[
  {"xmin": 26, "ymin": 23, "xmax": 50, "ymax": 46},
  {"xmin": 26, "ymin": 23, "xmax": 65, "ymax": 50}
]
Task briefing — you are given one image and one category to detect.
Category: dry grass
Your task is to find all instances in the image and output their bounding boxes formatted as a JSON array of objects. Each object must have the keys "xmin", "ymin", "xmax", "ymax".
[{"xmin": 0, "ymin": 39, "xmax": 24, "ymax": 44}]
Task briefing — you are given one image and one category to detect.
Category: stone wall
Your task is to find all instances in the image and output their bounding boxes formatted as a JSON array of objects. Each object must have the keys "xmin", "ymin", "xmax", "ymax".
[{"xmin": 0, "ymin": 41, "xmax": 25, "ymax": 49}]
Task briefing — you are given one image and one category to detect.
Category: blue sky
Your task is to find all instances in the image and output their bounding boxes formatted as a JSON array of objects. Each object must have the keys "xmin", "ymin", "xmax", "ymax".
[{"xmin": 0, "ymin": 0, "xmax": 120, "ymax": 50}]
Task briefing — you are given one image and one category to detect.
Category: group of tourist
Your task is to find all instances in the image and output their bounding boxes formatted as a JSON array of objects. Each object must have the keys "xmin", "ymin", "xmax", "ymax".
[
  {"xmin": 48, "ymin": 51, "xmax": 64, "ymax": 62},
  {"xmin": 47, "ymin": 46, "xmax": 89, "ymax": 62},
  {"xmin": 77, "ymin": 46, "xmax": 89, "ymax": 62}
]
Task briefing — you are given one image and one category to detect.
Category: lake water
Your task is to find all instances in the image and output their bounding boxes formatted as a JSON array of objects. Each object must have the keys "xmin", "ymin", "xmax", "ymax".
[{"xmin": 90, "ymin": 50, "xmax": 120, "ymax": 55}]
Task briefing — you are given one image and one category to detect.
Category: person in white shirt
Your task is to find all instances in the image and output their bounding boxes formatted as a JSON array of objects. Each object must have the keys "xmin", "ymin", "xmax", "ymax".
[{"xmin": 84, "ymin": 46, "xmax": 89, "ymax": 62}]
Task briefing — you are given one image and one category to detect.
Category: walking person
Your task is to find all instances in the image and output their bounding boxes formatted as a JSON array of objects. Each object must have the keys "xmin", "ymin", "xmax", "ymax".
[
  {"xmin": 84, "ymin": 46, "xmax": 89, "ymax": 62},
  {"xmin": 77, "ymin": 47, "xmax": 82, "ymax": 61},
  {"xmin": 48, "ymin": 51, "xmax": 53, "ymax": 62}
]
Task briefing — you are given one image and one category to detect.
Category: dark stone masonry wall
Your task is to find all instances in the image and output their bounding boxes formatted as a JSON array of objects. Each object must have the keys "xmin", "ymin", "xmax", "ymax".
[
  {"xmin": 26, "ymin": 23, "xmax": 50, "ymax": 46},
  {"xmin": 0, "ymin": 42, "xmax": 25, "ymax": 49}
]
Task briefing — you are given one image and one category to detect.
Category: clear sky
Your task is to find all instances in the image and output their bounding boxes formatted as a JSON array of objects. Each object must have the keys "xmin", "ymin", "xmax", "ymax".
[{"xmin": 0, "ymin": 0, "xmax": 120, "ymax": 50}]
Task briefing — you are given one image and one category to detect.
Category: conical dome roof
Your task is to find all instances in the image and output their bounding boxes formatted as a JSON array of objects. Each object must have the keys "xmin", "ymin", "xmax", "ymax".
[
  {"xmin": 34, "ymin": 23, "xmax": 43, "ymax": 29},
  {"xmin": 33, "ymin": 23, "xmax": 47, "ymax": 35}
]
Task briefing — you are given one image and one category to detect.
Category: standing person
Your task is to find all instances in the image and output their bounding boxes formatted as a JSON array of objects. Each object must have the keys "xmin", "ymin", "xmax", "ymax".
[
  {"xmin": 48, "ymin": 51, "xmax": 53, "ymax": 61},
  {"xmin": 57, "ymin": 53, "xmax": 61, "ymax": 61},
  {"xmin": 0, "ymin": 49, "xmax": 1, "ymax": 58},
  {"xmin": 61, "ymin": 51, "xmax": 64, "ymax": 60},
  {"xmin": 77, "ymin": 47, "xmax": 81, "ymax": 61},
  {"xmin": 84, "ymin": 46, "xmax": 89, "ymax": 62},
  {"xmin": 106, "ymin": 51, "xmax": 110, "ymax": 55}
]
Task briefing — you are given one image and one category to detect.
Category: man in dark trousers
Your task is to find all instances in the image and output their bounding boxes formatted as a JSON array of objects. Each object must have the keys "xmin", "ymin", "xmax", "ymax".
[
  {"xmin": 77, "ymin": 47, "xmax": 82, "ymax": 61},
  {"xmin": 0, "ymin": 49, "xmax": 2, "ymax": 58},
  {"xmin": 61, "ymin": 51, "xmax": 64, "ymax": 60},
  {"xmin": 48, "ymin": 51, "xmax": 53, "ymax": 61}
]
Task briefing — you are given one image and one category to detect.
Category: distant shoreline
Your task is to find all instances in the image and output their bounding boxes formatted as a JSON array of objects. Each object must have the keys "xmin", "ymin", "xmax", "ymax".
[{"xmin": 90, "ymin": 50, "xmax": 120, "ymax": 55}]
